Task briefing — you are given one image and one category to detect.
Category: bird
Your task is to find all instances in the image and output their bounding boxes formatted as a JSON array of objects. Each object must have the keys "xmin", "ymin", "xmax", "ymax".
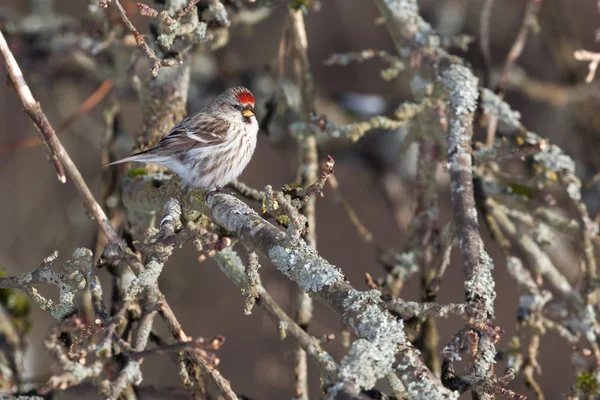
[{"xmin": 106, "ymin": 87, "xmax": 258, "ymax": 190}]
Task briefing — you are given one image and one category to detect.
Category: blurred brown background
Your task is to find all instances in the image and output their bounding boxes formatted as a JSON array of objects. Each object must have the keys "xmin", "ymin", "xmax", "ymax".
[{"xmin": 1, "ymin": 0, "xmax": 600, "ymax": 398}]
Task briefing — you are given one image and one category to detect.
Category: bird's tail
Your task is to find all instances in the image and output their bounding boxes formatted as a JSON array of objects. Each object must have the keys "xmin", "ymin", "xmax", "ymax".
[{"xmin": 103, "ymin": 149, "xmax": 164, "ymax": 167}]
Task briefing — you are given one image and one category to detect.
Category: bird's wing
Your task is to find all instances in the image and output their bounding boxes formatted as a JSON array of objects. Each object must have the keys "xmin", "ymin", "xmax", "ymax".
[
  {"xmin": 156, "ymin": 112, "xmax": 228, "ymax": 152},
  {"xmin": 104, "ymin": 112, "xmax": 229, "ymax": 166}
]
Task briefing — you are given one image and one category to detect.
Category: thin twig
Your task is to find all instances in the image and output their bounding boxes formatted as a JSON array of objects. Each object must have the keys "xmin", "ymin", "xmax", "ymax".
[
  {"xmin": 574, "ymin": 49, "xmax": 600, "ymax": 83},
  {"xmin": 479, "ymin": 0, "xmax": 494, "ymax": 72},
  {"xmin": 0, "ymin": 80, "xmax": 114, "ymax": 153},
  {"xmin": 156, "ymin": 301, "xmax": 238, "ymax": 400},
  {"xmin": 0, "ymin": 28, "xmax": 120, "ymax": 243},
  {"xmin": 294, "ymin": 155, "xmax": 335, "ymax": 202},
  {"xmin": 0, "ymin": 29, "xmax": 66, "ymax": 183},
  {"xmin": 486, "ymin": 0, "xmax": 542, "ymax": 147},
  {"xmin": 287, "ymin": 8, "xmax": 318, "ymax": 398},
  {"xmin": 113, "ymin": 0, "xmax": 182, "ymax": 77},
  {"xmin": 327, "ymin": 175, "xmax": 373, "ymax": 243},
  {"xmin": 126, "ymin": 336, "xmax": 223, "ymax": 361}
]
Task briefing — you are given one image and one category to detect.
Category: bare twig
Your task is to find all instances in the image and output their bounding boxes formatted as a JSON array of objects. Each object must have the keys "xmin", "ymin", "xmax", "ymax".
[
  {"xmin": 0, "ymin": 28, "xmax": 119, "ymax": 242},
  {"xmin": 425, "ymin": 223, "xmax": 455, "ymax": 301},
  {"xmin": 294, "ymin": 155, "xmax": 335, "ymax": 202},
  {"xmin": 327, "ymin": 175, "xmax": 373, "ymax": 243},
  {"xmin": 156, "ymin": 301, "xmax": 238, "ymax": 400},
  {"xmin": 0, "ymin": 80, "xmax": 114, "ymax": 153},
  {"xmin": 287, "ymin": 9, "xmax": 317, "ymax": 397},
  {"xmin": 113, "ymin": 0, "xmax": 182, "ymax": 77},
  {"xmin": 479, "ymin": 0, "xmax": 494, "ymax": 71},
  {"xmin": 486, "ymin": 0, "xmax": 542, "ymax": 146},
  {"xmin": 127, "ymin": 333, "xmax": 223, "ymax": 362},
  {"xmin": 0, "ymin": 30, "xmax": 66, "ymax": 183},
  {"xmin": 574, "ymin": 49, "xmax": 600, "ymax": 83}
]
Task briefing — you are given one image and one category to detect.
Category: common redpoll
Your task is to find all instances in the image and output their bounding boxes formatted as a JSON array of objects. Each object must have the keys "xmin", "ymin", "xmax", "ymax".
[{"xmin": 106, "ymin": 87, "xmax": 258, "ymax": 190}]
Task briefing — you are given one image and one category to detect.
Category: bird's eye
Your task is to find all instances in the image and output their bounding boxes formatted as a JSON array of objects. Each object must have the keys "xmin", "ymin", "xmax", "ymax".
[{"xmin": 233, "ymin": 104, "xmax": 243, "ymax": 111}]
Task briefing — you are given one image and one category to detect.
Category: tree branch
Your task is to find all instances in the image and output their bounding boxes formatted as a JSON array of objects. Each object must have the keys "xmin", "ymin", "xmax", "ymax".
[{"xmin": 0, "ymin": 28, "xmax": 119, "ymax": 243}]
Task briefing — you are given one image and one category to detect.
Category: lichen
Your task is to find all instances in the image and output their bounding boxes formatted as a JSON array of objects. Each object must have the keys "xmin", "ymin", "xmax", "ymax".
[
  {"xmin": 268, "ymin": 244, "xmax": 342, "ymax": 292},
  {"xmin": 278, "ymin": 321, "xmax": 287, "ymax": 340},
  {"xmin": 338, "ymin": 290, "xmax": 406, "ymax": 389},
  {"xmin": 533, "ymin": 144, "xmax": 576, "ymax": 177},
  {"xmin": 463, "ymin": 244, "xmax": 496, "ymax": 319},
  {"xmin": 379, "ymin": 0, "xmax": 437, "ymax": 46},
  {"xmin": 389, "ymin": 251, "xmax": 418, "ymax": 281},
  {"xmin": 126, "ymin": 260, "xmax": 164, "ymax": 299},
  {"xmin": 442, "ymin": 64, "xmax": 478, "ymax": 116},
  {"xmin": 480, "ymin": 88, "xmax": 521, "ymax": 133}
]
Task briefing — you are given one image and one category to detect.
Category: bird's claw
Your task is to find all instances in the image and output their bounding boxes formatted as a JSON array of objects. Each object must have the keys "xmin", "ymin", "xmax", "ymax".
[{"xmin": 206, "ymin": 185, "xmax": 236, "ymax": 198}]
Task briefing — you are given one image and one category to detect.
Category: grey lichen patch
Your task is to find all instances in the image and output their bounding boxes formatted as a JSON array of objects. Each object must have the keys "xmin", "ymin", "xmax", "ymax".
[
  {"xmin": 473, "ymin": 335, "xmax": 496, "ymax": 378},
  {"xmin": 580, "ymin": 304, "xmax": 599, "ymax": 343},
  {"xmin": 268, "ymin": 243, "xmax": 342, "ymax": 292},
  {"xmin": 192, "ymin": 22, "xmax": 208, "ymax": 44},
  {"xmin": 566, "ymin": 181, "xmax": 582, "ymax": 201},
  {"xmin": 532, "ymin": 223, "xmax": 554, "ymax": 247},
  {"xmin": 382, "ymin": 0, "xmax": 419, "ymax": 18},
  {"xmin": 114, "ymin": 361, "xmax": 143, "ymax": 396},
  {"xmin": 442, "ymin": 64, "xmax": 479, "ymax": 160},
  {"xmin": 126, "ymin": 260, "xmax": 164, "ymax": 299},
  {"xmin": 380, "ymin": 0, "xmax": 436, "ymax": 46},
  {"xmin": 533, "ymin": 144, "xmax": 576, "ymax": 176},
  {"xmin": 53, "ymin": 285, "xmax": 78, "ymax": 320},
  {"xmin": 338, "ymin": 290, "xmax": 406, "ymax": 390},
  {"xmin": 24, "ymin": 248, "xmax": 90, "ymax": 320},
  {"xmin": 214, "ymin": 248, "xmax": 246, "ymax": 287},
  {"xmin": 480, "ymin": 88, "xmax": 521, "ymax": 133},
  {"xmin": 203, "ymin": 0, "xmax": 230, "ymax": 27},
  {"xmin": 52, "ymin": 249, "xmax": 89, "ymax": 320},
  {"xmin": 442, "ymin": 64, "xmax": 478, "ymax": 116},
  {"xmin": 396, "ymin": 353, "xmax": 459, "ymax": 400},
  {"xmin": 67, "ymin": 361, "xmax": 103, "ymax": 384},
  {"xmin": 441, "ymin": 333, "xmax": 463, "ymax": 363},
  {"xmin": 463, "ymin": 244, "xmax": 496, "ymax": 319},
  {"xmin": 389, "ymin": 251, "xmax": 418, "ymax": 281},
  {"xmin": 338, "ymin": 339, "xmax": 389, "ymax": 389}
]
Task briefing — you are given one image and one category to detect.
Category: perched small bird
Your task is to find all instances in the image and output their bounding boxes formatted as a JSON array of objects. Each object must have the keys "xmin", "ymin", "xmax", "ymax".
[{"xmin": 106, "ymin": 87, "xmax": 258, "ymax": 190}]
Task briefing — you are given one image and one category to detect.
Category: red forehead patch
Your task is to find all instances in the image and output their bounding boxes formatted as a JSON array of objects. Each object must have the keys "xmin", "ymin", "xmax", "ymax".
[{"xmin": 236, "ymin": 90, "xmax": 255, "ymax": 105}]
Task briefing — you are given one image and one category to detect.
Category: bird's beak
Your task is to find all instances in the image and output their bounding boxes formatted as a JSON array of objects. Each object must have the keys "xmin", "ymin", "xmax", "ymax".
[{"xmin": 242, "ymin": 107, "xmax": 255, "ymax": 118}]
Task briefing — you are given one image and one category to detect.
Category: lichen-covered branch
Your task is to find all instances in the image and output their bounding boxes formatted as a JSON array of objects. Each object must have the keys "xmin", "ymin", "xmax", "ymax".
[
  {"xmin": 214, "ymin": 247, "xmax": 338, "ymax": 383},
  {"xmin": 442, "ymin": 65, "xmax": 496, "ymax": 320},
  {"xmin": 372, "ymin": 1, "xmax": 500, "ymax": 397},
  {"xmin": 203, "ymin": 191, "xmax": 457, "ymax": 399}
]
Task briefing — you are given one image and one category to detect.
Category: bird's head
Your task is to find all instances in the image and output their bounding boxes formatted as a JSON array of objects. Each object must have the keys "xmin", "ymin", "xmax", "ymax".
[{"xmin": 214, "ymin": 87, "xmax": 257, "ymax": 126}]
